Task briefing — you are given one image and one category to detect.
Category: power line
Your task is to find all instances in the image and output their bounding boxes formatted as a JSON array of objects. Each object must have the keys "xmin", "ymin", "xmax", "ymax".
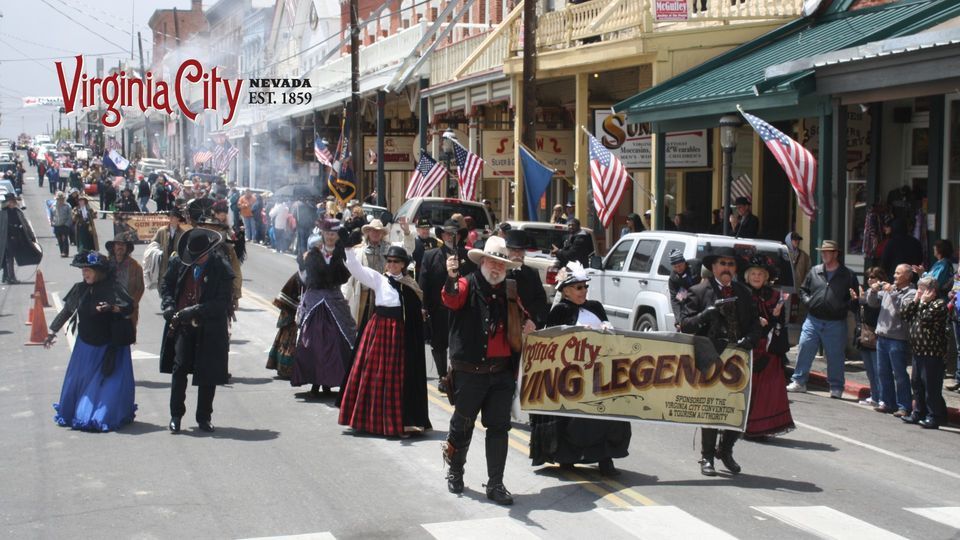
[
  {"xmin": 0, "ymin": 51, "xmax": 127, "ymax": 62},
  {"xmin": 0, "ymin": 38, "xmax": 57, "ymax": 74},
  {"xmin": 38, "ymin": 0, "xmax": 130, "ymax": 54},
  {"xmin": 53, "ymin": 0, "xmax": 132, "ymax": 37}
]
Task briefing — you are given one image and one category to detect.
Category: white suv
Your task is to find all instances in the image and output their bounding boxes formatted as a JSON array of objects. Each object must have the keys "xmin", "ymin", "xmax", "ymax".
[{"xmin": 587, "ymin": 231, "xmax": 796, "ymax": 335}]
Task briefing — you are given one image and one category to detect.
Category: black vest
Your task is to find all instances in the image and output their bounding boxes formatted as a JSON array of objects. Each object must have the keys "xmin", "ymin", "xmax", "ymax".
[{"xmin": 448, "ymin": 273, "xmax": 508, "ymax": 364}]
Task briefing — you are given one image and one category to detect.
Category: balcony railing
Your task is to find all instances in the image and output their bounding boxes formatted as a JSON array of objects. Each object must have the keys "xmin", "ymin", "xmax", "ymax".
[
  {"xmin": 311, "ymin": 22, "xmax": 427, "ymax": 90},
  {"xmin": 508, "ymin": 0, "xmax": 804, "ymax": 52},
  {"xmin": 430, "ymin": 29, "xmax": 511, "ymax": 84}
]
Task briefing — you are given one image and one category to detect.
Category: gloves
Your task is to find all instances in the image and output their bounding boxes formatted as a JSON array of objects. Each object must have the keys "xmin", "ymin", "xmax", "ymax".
[
  {"xmin": 163, "ymin": 308, "xmax": 176, "ymax": 322},
  {"xmin": 174, "ymin": 305, "xmax": 201, "ymax": 323},
  {"xmin": 735, "ymin": 337, "xmax": 754, "ymax": 351},
  {"xmin": 696, "ymin": 305, "xmax": 720, "ymax": 327},
  {"xmin": 101, "ymin": 347, "xmax": 117, "ymax": 377}
]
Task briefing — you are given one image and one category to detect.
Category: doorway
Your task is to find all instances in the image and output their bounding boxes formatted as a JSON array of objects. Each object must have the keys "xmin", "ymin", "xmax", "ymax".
[{"xmin": 683, "ymin": 171, "xmax": 712, "ymax": 232}]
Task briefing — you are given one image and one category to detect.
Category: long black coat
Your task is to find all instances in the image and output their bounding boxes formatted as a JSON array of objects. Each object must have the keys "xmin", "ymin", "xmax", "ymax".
[
  {"xmin": 679, "ymin": 278, "xmax": 761, "ymax": 350},
  {"xmin": 159, "ymin": 252, "xmax": 235, "ymax": 386},
  {"xmin": 510, "ymin": 264, "xmax": 549, "ymax": 328},
  {"xmin": 0, "ymin": 206, "xmax": 41, "ymax": 266}
]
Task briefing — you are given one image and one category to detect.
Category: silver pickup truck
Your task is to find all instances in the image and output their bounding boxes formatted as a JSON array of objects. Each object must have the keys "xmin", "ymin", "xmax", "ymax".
[{"xmin": 586, "ymin": 231, "xmax": 797, "ymax": 339}]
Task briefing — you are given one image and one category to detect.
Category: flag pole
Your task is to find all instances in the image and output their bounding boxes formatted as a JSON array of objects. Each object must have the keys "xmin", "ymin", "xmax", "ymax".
[{"xmin": 578, "ymin": 125, "xmax": 656, "ymax": 205}]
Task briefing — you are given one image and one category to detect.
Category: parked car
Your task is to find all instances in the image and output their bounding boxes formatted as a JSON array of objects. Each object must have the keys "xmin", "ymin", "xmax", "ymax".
[
  {"xmin": 394, "ymin": 197, "xmax": 494, "ymax": 233},
  {"xmin": 138, "ymin": 158, "xmax": 170, "ymax": 177},
  {"xmin": 501, "ymin": 220, "xmax": 594, "ymax": 298},
  {"xmin": 586, "ymin": 231, "xmax": 796, "ymax": 339}
]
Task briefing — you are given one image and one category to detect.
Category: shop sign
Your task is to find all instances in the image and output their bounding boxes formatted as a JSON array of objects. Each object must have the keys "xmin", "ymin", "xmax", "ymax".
[
  {"xmin": 654, "ymin": 0, "xmax": 689, "ymax": 21},
  {"xmin": 594, "ymin": 111, "xmax": 707, "ymax": 168},
  {"xmin": 481, "ymin": 130, "xmax": 575, "ymax": 178},
  {"xmin": 362, "ymin": 136, "xmax": 415, "ymax": 171}
]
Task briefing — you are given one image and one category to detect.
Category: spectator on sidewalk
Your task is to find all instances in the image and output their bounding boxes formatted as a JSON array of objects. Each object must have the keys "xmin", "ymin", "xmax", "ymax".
[
  {"xmin": 900, "ymin": 276, "xmax": 949, "ymax": 429},
  {"xmin": 787, "ymin": 240, "xmax": 859, "ymax": 396},
  {"xmin": 866, "ymin": 263, "xmax": 916, "ymax": 417},
  {"xmin": 270, "ymin": 200, "xmax": 290, "ymax": 253},
  {"xmin": 855, "ymin": 267, "xmax": 886, "ymax": 408}
]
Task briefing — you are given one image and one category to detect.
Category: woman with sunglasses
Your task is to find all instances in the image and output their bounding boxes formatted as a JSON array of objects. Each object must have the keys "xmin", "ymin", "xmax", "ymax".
[
  {"xmin": 338, "ymin": 245, "xmax": 431, "ymax": 437},
  {"xmin": 528, "ymin": 262, "xmax": 632, "ymax": 476}
]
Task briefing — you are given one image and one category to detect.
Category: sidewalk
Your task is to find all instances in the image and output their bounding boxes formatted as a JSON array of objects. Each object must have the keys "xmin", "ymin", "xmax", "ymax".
[{"xmin": 785, "ymin": 349, "xmax": 960, "ymax": 425}]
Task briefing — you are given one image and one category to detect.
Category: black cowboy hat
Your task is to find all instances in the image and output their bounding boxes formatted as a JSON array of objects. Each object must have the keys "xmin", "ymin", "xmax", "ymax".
[
  {"xmin": 435, "ymin": 219, "xmax": 460, "ymax": 237},
  {"xmin": 742, "ymin": 254, "xmax": 779, "ymax": 281},
  {"xmin": 71, "ymin": 250, "xmax": 111, "ymax": 271},
  {"xmin": 701, "ymin": 246, "xmax": 741, "ymax": 269},
  {"xmin": 415, "ymin": 217, "xmax": 431, "ymax": 228},
  {"xmin": 105, "ymin": 232, "xmax": 136, "ymax": 255},
  {"xmin": 384, "ymin": 245, "xmax": 411, "ymax": 264},
  {"xmin": 186, "ymin": 197, "xmax": 216, "ymax": 224},
  {"xmin": 177, "ymin": 227, "xmax": 223, "ymax": 265},
  {"xmin": 168, "ymin": 207, "xmax": 186, "ymax": 220},
  {"xmin": 504, "ymin": 229, "xmax": 531, "ymax": 250}
]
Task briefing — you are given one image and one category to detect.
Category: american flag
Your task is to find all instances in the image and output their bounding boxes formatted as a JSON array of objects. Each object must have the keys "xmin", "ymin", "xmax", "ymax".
[
  {"xmin": 741, "ymin": 110, "xmax": 817, "ymax": 218},
  {"xmin": 587, "ymin": 132, "xmax": 631, "ymax": 228},
  {"xmin": 214, "ymin": 143, "xmax": 239, "ymax": 172},
  {"xmin": 193, "ymin": 148, "xmax": 213, "ymax": 166},
  {"xmin": 452, "ymin": 139, "xmax": 483, "ymax": 201},
  {"xmin": 406, "ymin": 152, "xmax": 446, "ymax": 199},
  {"xmin": 314, "ymin": 137, "xmax": 333, "ymax": 167},
  {"xmin": 212, "ymin": 144, "xmax": 225, "ymax": 167}
]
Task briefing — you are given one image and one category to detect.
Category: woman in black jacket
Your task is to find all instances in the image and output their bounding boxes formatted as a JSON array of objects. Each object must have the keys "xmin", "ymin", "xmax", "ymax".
[{"xmin": 528, "ymin": 262, "xmax": 632, "ymax": 476}]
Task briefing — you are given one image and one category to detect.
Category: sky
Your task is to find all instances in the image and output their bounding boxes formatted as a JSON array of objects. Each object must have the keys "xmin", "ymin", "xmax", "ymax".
[{"xmin": 0, "ymin": 0, "xmax": 196, "ymax": 139}]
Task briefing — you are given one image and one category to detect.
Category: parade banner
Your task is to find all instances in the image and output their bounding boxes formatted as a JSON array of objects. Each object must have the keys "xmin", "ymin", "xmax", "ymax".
[
  {"xmin": 112, "ymin": 213, "xmax": 169, "ymax": 243},
  {"xmin": 520, "ymin": 327, "xmax": 752, "ymax": 431},
  {"xmin": 482, "ymin": 130, "xmax": 575, "ymax": 178},
  {"xmin": 594, "ymin": 110, "xmax": 708, "ymax": 169}
]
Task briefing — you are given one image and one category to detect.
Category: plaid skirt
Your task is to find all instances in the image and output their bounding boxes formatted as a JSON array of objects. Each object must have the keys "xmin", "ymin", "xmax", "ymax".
[{"xmin": 338, "ymin": 313, "xmax": 405, "ymax": 436}]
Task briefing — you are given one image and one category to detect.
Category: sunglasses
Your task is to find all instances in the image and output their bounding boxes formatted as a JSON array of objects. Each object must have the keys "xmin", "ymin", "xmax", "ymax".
[
  {"xmin": 385, "ymin": 258, "xmax": 405, "ymax": 264},
  {"xmin": 571, "ymin": 284, "xmax": 589, "ymax": 291}
]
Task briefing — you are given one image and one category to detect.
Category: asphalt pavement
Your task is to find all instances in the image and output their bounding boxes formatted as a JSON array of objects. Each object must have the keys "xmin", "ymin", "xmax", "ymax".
[{"xmin": 3, "ymin": 159, "xmax": 960, "ymax": 539}]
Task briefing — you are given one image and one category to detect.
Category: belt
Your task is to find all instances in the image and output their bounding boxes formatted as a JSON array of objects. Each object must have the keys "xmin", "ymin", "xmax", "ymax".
[{"xmin": 451, "ymin": 357, "xmax": 510, "ymax": 374}]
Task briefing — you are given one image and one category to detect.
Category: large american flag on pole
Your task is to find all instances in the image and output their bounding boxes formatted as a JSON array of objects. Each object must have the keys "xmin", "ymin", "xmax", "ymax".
[
  {"xmin": 314, "ymin": 137, "xmax": 333, "ymax": 167},
  {"xmin": 741, "ymin": 110, "xmax": 817, "ymax": 218},
  {"xmin": 213, "ymin": 143, "xmax": 239, "ymax": 172},
  {"xmin": 452, "ymin": 139, "xmax": 483, "ymax": 201},
  {"xmin": 587, "ymin": 132, "xmax": 631, "ymax": 228},
  {"xmin": 193, "ymin": 148, "xmax": 213, "ymax": 166},
  {"xmin": 406, "ymin": 152, "xmax": 447, "ymax": 199}
]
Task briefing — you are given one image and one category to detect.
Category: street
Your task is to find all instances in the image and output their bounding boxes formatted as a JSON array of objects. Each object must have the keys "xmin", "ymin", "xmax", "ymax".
[{"xmin": 3, "ymin": 163, "xmax": 960, "ymax": 540}]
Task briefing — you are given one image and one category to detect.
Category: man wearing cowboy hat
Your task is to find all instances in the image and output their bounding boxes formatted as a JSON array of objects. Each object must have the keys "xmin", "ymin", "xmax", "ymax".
[
  {"xmin": 679, "ymin": 246, "xmax": 761, "ymax": 476},
  {"xmin": 440, "ymin": 236, "xmax": 523, "ymax": 506},
  {"xmin": 419, "ymin": 219, "xmax": 477, "ymax": 393},
  {"xmin": 504, "ymin": 229, "xmax": 549, "ymax": 329},
  {"xmin": 411, "ymin": 217, "xmax": 440, "ymax": 277},
  {"xmin": 107, "ymin": 233, "xmax": 145, "ymax": 331},
  {"xmin": 732, "ymin": 196, "xmax": 759, "ymax": 238},
  {"xmin": 787, "ymin": 240, "xmax": 859, "ymax": 397},
  {"xmin": 159, "ymin": 228, "xmax": 234, "ymax": 433},
  {"xmin": 668, "ymin": 248, "xmax": 701, "ymax": 327},
  {"xmin": 1, "ymin": 192, "xmax": 40, "ymax": 284},
  {"xmin": 51, "ymin": 192, "xmax": 73, "ymax": 258},
  {"xmin": 151, "ymin": 208, "xmax": 191, "ymax": 290}
]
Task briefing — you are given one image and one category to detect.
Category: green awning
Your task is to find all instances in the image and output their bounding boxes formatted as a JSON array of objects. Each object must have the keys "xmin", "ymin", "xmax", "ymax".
[{"xmin": 613, "ymin": 0, "xmax": 960, "ymax": 130}]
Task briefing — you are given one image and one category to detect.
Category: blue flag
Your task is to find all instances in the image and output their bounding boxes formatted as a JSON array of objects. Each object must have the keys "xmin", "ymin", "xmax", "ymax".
[{"xmin": 519, "ymin": 146, "xmax": 554, "ymax": 221}]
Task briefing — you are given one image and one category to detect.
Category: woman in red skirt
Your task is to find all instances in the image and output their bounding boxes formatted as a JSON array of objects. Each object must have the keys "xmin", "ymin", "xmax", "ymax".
[
  {"xmin": 742, "ymin": 255, "xmax": 795, "ymax": 439},
  {"xmin": 338, "ymin": 245, "xmax": 431, "ymax": 437}
]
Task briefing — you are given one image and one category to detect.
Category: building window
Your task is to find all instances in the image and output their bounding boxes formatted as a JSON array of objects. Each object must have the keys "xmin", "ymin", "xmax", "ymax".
[{"xmin": 945, "ymin": 98, "xmax": 960, "ymax": 247}]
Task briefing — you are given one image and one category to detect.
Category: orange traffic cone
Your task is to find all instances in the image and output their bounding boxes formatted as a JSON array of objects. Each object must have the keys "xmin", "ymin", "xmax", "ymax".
[
  {"xmin": 32, "ymin": 270, "xmax": 50, "ymax": 308},
  {"xmin": 24, "ymin": 294, "xmax": 48, "ymax": 346}
]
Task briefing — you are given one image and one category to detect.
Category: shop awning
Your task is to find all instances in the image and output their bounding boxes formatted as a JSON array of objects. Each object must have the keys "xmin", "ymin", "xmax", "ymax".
[{"xmin": 613, "ymin": 0, "xmax": 960, "ymax": 131}]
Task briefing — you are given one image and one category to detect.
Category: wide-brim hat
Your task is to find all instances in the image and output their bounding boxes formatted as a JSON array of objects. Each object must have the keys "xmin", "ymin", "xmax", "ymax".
[
  {"xmin": 816, "ymin": 240, "xmax": 840, "ymax": 252},
  {"xmin": 735, "ymin": 196, "xmax": 752, "ymax": 206},
  {"xmin": 702, "ymin": 246, "xmax": 741, "ymax": 269},
  {"xmin": 71, "ymin": 250, "xmax": 110, "ymax": 271},
  {"xmin": 187, "ymin": 197, "xmax": 215, "ymax": 223},
  {"xmin": 504, "ymin": 229, "xmax": 531, "ymax": 250},
  {"xmin": 436, "ymin": 219, "xmax": 460, "ymax": 236},
  {"xmin": 361, "ymin": 219, "xmax": 386, "ymax": 234},
  {"xmin": 384, "ymin": 245, "xmax": 411, "ymax": 264},
  {"xmin": 743, "ymin": 254, "xmax": 779, "ymax": 280},
  {"xmin": 318, "ymin": 218, "xmax": 342, "ymax": 232},
  {"xmin": 177, "ymin": 227, "xmax": 223, "ymax": 265},
  {"xmin": 105, "ymin": 234, "xmax": 135, "ymax": 254},
  {"xmin": 467, "ymin": 236, "xmax": 520, "ymax": 269},
  {"xmin": 556, "ymin": 261, "xmax": 591, "ymax": 290},
  {"xmin": 415, "ymin": 217, "xmax": 431, "ymax": 229}
]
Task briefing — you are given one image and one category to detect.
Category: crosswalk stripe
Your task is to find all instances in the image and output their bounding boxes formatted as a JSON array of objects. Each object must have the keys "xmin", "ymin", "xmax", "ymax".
[
  {"xmin": 753, "ymin": 506, "xmax": 908, "ymax": 540},
  {"xmin": 596, "ymin": 506, "xmax": 737, "ymax": 539},
  {"xmin": 905, "ymin": 507, "xmax": 960, "ymax": 529},
  {"xmin": 422, "ymin": 517, "xmax": 539, "ymax": 539},
  {"xmin": 237, "ymin": 533, "xmax": 335, "ymax": 540}
]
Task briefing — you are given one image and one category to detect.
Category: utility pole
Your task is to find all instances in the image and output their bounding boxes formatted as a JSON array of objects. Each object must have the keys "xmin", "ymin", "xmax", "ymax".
[
  {"xmin": 174, "ymin": 7, "xmax": 185, "ymax": 174},
  {"xmin": 138, "ymin": 32, "xmax": 152, "ymax": 159},
  {"xmin": 521, "ymin": 0, "xmax": 538, "ymax": 219},
  {"xmin": 348, "ymin": 0, "xmax": 362, "ymax": 196}
]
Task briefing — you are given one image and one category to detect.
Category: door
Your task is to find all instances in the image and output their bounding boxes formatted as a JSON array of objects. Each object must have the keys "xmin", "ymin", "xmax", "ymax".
[
  {"xmin": 683, "ymin": 171, "xmax": 713, "ymax": 232},
  {"xmin": 624, "ymin": 238, "xmax": 662, "ymax": 330},
  {"xmin": 588, "ymin": 237, "xmax": 635, "ymax": 328},
  {"xmin": 654, "ymin": 239, "xmax": 688, "ymax": 327}
]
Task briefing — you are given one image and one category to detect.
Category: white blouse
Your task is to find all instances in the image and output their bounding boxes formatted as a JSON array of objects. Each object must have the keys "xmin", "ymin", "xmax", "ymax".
[
  {"xmin": 343, "ymin": 248, "xmax": 401, "ymax": 307},
  {"xmin": 576, "ymin": 308, "xmax": 604, "ymax": 330}
]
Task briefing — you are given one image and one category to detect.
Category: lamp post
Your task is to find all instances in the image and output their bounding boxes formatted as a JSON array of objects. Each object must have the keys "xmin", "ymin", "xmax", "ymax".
[
  {"xmin": 719, "ymin": 114, "xmax": 741, "ymax": 236},
  {"xmin": 441, "ymin": 128, "xmax": 457, "ymax": 198}
]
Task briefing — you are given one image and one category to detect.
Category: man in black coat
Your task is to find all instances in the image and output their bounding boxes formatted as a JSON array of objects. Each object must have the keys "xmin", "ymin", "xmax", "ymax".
[
  {"xmin": 732, "ymin": 196, "xmax": 760, "ymax": 238},
  {"xmin": 504, "ymin": 229, "xmax": 549, "ymax": 329},
  {"xmin": 551, "ymin": 217, "xmax": 594, "ymax": 267},
  {"xmin": 679, "ymin": 246, "xmax": 760, "ymax": 476},
  {"xmin": 159, "ymin": 228, "xmax": 235, "ymax": 433},
  {"xmin": 418, "ymin": 220, "xmax": 476, "ymax": 393},
  {"xmin": 412, "ymin": 218, "xmax": 440, "ymax": 277},
  {"xmin": 0, "ymin": 193, "xmax": 40, "ymax": 283}
]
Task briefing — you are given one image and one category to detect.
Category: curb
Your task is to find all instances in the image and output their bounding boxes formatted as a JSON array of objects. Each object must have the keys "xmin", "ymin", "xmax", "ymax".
[{"xmin": 802, "ymin": 369, "xmax": 960, "ymax": 426}]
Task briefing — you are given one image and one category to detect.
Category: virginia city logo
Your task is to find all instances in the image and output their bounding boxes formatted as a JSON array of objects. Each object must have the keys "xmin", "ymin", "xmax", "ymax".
[{"xmin": 55, "ymin": 55, "xmax": 245, "ymax": 128}]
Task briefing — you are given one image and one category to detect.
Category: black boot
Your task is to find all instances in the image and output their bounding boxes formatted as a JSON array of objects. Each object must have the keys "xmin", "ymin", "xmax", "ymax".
[
  {"xmin": 169, "ymin": 417, "xmax": 182, "ymax": 433},
  {"xmin": 699, "ymin": 457, "xmax": 717, "ymax": 476},
  {"xmin": 717, "ymin": 432, "xmax": 741, "ymax": 474},
  {"xmin": 485, "ymin": 483, "xmax": 514, "ymax": 505},
  {"xmin": 598, "ymin": 458, "xmax": 620, "ymax": 477},
  {"xmin": 442, "ymin": 440, "xmax": 467, "ymax": 494},
  {"xmin": 485, "ymin": 434, "xmax": 509, "ymax": 490}
]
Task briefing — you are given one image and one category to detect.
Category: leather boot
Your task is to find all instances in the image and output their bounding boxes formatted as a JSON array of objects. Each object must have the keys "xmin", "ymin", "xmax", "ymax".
[
  {"xmin": 485, "ymin": 483, "xmax": 514, "ymax": 506},
  {"xmin": 485, "ymin": 435, "xmax": 509, "ymax": 488},
  {"xmin": 442, "ymin": 440, "xmax": 467, "ymax": 494},
  {"xmin": 699, "ymin": 457, "xmax": 717, "ymax": 476},
  {"xmin": 717, "ymin": 432, "xmax": 741, "ymax": 474}
]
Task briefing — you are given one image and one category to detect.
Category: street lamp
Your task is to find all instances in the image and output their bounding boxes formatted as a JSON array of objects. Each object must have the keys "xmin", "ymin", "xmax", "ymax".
[
  {"xmin": 719, "ymin": 114, "xmax": 741, "ymax": 236},
  {"xmin": 441, "ymin": 128, "xmax": 457, "ymax": 198}
]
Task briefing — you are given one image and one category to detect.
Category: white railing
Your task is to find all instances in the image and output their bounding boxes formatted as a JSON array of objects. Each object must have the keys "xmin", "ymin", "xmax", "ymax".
[
  {"xmin": 431, "ymin": 30, "xmax": 511, "ymax": 84},
  {"xmin": 311, "ymin": 23, "xmax": 427, "ymax": 90},
  {"xmin": 509, "ymin": 0, "xmax": 804, "ymax": 52}
]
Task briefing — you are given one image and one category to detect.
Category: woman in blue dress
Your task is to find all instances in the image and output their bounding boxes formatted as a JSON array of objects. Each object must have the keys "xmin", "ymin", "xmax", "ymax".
[{"xmin": 44, "ymin": 251, "xmax": 137, "ymax": 432}]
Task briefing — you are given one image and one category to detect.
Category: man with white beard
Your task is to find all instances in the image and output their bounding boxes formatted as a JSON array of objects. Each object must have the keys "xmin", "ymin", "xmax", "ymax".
[{"xmin": 440, "ymin": 236, "xmax": 522, "ymax": 506}]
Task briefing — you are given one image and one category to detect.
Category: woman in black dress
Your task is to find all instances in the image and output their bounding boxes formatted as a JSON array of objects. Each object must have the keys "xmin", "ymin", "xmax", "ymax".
[{"xmin": 529, "ymin": 262, "xmax": 632, "ymax": 476}]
